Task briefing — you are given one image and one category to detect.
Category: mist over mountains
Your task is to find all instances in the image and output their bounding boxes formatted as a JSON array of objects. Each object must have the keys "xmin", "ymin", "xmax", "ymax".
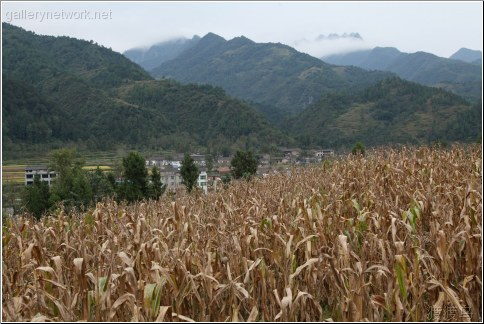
[
  {"xmin": 315, "ymin": 32, "xmax": 363, "ymax": 41},
  {"xmin": 124, "ymin": 36, "xmax": 201, "ymax": 70},
  {"xmin": 291, "ymin": 32, "xmax": 369, "ymax": 57}
]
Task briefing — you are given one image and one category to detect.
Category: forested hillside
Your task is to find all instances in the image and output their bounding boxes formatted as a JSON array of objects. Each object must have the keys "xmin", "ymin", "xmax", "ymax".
[
  {"xmin": 2, "ymin": 23, "xmax": 287, "ymax": 158},
  {"xmin": 288, "ymin": 77, "xmax": 481, "ymax": 148}
]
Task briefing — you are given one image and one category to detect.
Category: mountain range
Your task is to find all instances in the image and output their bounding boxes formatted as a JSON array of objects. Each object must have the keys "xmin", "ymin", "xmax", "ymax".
[
  {"xmin": 149, "ymin": 33, "xmax": 393, "ymax": 115},
  {"xmin": 2, "ymin": 23, "xmax": 481, "ymax": 159},
  {"xmin": 323, "ymin": 47, "xmax": 482, "ymax": 102}
]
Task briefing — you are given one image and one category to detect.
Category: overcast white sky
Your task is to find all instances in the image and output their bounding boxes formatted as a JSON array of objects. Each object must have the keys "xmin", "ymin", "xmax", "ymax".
[{"xmin": 2, "ymin": 1, "xmax": 483, "ymax": 58}]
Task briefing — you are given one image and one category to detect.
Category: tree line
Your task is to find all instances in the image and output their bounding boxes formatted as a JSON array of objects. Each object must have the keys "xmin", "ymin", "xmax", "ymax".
[
  {"xmin": 23, "ymin": 148, "xmax": 259, "ymax": 219},
  {"xmin": 23, "ymin": 149, "xmax": 163, "ymax": 218}
]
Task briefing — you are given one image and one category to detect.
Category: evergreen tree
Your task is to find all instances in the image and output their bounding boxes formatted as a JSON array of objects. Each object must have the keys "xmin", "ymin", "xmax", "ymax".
[
  {"xmin": 180, "ymin": 153, "xmax": 199, "ymax": 193},
  {"xmin": 119, "ymin": 152, "xmax": 148, "ymax": 202},
  {"xmin": 230, "ymin": 150, "xmax": 258, "ymax": 180},
  {"xmin": 352, "ymin": 141, "xmax": 366, "ymax": 156},
  {"xmin": 49, "ymin": 148, "xmax": 92, "ymax": 209},
  {"xmin": 23, "ymin": 175, "xmax": 51, "ymax": 219},
  {"xmin": 206, "ymin": 154, "xmax": 214, "ymax": 172},
  {"xmin": 70, "ymin": 169, "xmax": 93, "ymax": 208},
  {"xmin": 148, "ymin": 166, "xmax": 165, "ymax": 200},
  {"xmin": 88, "ymin": 167, "xmax": 115, "ymax": 203},
  {"xmin": 221, "ymin": 174, "xmax": 231, "ymax": 189}
]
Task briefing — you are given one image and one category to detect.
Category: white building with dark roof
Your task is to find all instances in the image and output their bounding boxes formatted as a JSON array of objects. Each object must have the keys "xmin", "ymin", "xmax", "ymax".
[
  {"xmin": 197, "ymin": 169, "xmax": 208, "ymax": 194},
  {"xmin": 314, "ymin": 149, "xmax": 335, "ymax": 159},
  {"xmin": 25, "ymin": 166, "xmax": 56, "ymax": 186}
]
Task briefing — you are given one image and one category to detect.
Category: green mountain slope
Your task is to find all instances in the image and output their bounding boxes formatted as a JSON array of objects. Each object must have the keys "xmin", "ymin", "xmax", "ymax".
[
  {"xmin": 287, "ymin": 77, "xmax": 481, "ymax": 148},
  {"xmin": 323, "ymin": 47, "xmax": 482, "ymax": 102},
  {"xmin": 2, "ymin": 23, "xmax": 169, "ymax": 151},
  {"xmin": 116, "ymin": 80, "xmax": 288, "ymax": 150},
  {"xmin": 2, "ymin": 23, "xmax": 287, "ymax": 157},
  {"xmin": 151, "ymin": 33, "xmax": 393, "ymax": 115},
  {"xmin": 2, "ymin": 23, "xmax": 151, "ymax": 89},
  {"xmin": 2, "ymin": 78, "xmax": 70, "ymax": 144}
]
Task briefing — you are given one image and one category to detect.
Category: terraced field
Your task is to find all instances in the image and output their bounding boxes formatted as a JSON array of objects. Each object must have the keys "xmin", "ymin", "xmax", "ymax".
[{"xmin": 2, "ymin": 165, "xmax": 27, "ymax": 184}]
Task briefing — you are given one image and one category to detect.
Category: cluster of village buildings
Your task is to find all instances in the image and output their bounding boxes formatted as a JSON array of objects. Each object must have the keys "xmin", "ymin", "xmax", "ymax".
[{"xmin": 24, "ymin": 148, "xmax": 335, "ymax": 194}]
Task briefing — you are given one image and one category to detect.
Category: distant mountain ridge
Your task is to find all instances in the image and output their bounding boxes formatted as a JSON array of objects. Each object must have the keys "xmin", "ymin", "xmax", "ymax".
[
  {"xmin": 123, "ymin": 36, "xmax": 201, "ymax": 70},
  {"xmin": 450, "ymin": 47, "xmax": 482, "ymax": 64},
  {"xmin": 150, "ymin": 33, "xmax": 393, "ymax": 115},
  {"xmin": 323, "ymin": 47, "xmax": 482, "ymax": 102}
]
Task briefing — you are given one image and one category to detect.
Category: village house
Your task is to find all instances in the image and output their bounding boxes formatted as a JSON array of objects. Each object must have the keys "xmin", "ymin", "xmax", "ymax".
[
  {"xmin": 190, "ymin": 154, "xmax": 206, "ymax": 167},
  {"xmin": 280, "ymin": 147, "xmax": 301, "ymax": 157},
  {"xmin": 159, "ymin": 165, "xmax": 183, "ymax": 190},
  {"xmin": 197, "ymin": 168, "xmax": 208, "ymax": 194},
  {"xmin": 270, "ymin": 156, "xmax": 284, "ymax": 164},
  {"xmin": 216, "ymin": 166, "xmax": 231, "ymax": 175},
  {"xmin": 206, "ymin": 171, "xmax": 222, "ymax": 192},
  {"xmin": 158, "ymin": 164, "xmax": 210, "ymax": 194},
  {"xmin": 271, "ymin": 148, "xmax": 298, "ymax": 164},
  {"xmin": 146, "ymin": 157, "xmax": 182, "ymax": 169},
  {"xmin": 217, "ymin": 156, "xmax": 232, "ymax": 166},
  {"xmin": 147, "ymin": 153, "xmax": 206, "ymax": 169},
  {"xmin": 25, "ymin": 166, "xmax": 56, "ymax": 186},
  {"xmin": 314, "ymin": 149, "xmax": 335, "ymax": 159}
]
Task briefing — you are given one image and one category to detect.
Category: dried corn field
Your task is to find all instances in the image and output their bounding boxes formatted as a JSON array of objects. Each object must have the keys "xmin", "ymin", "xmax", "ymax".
[{"xmin": 2, "ymin": 145, "xmax": 482, "ymax": 322}]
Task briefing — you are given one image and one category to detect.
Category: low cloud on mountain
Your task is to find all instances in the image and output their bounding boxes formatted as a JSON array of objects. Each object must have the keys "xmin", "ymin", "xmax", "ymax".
[{"xmin": 292, "ymin": 32, "xmax": 370, "ymax": 57}]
